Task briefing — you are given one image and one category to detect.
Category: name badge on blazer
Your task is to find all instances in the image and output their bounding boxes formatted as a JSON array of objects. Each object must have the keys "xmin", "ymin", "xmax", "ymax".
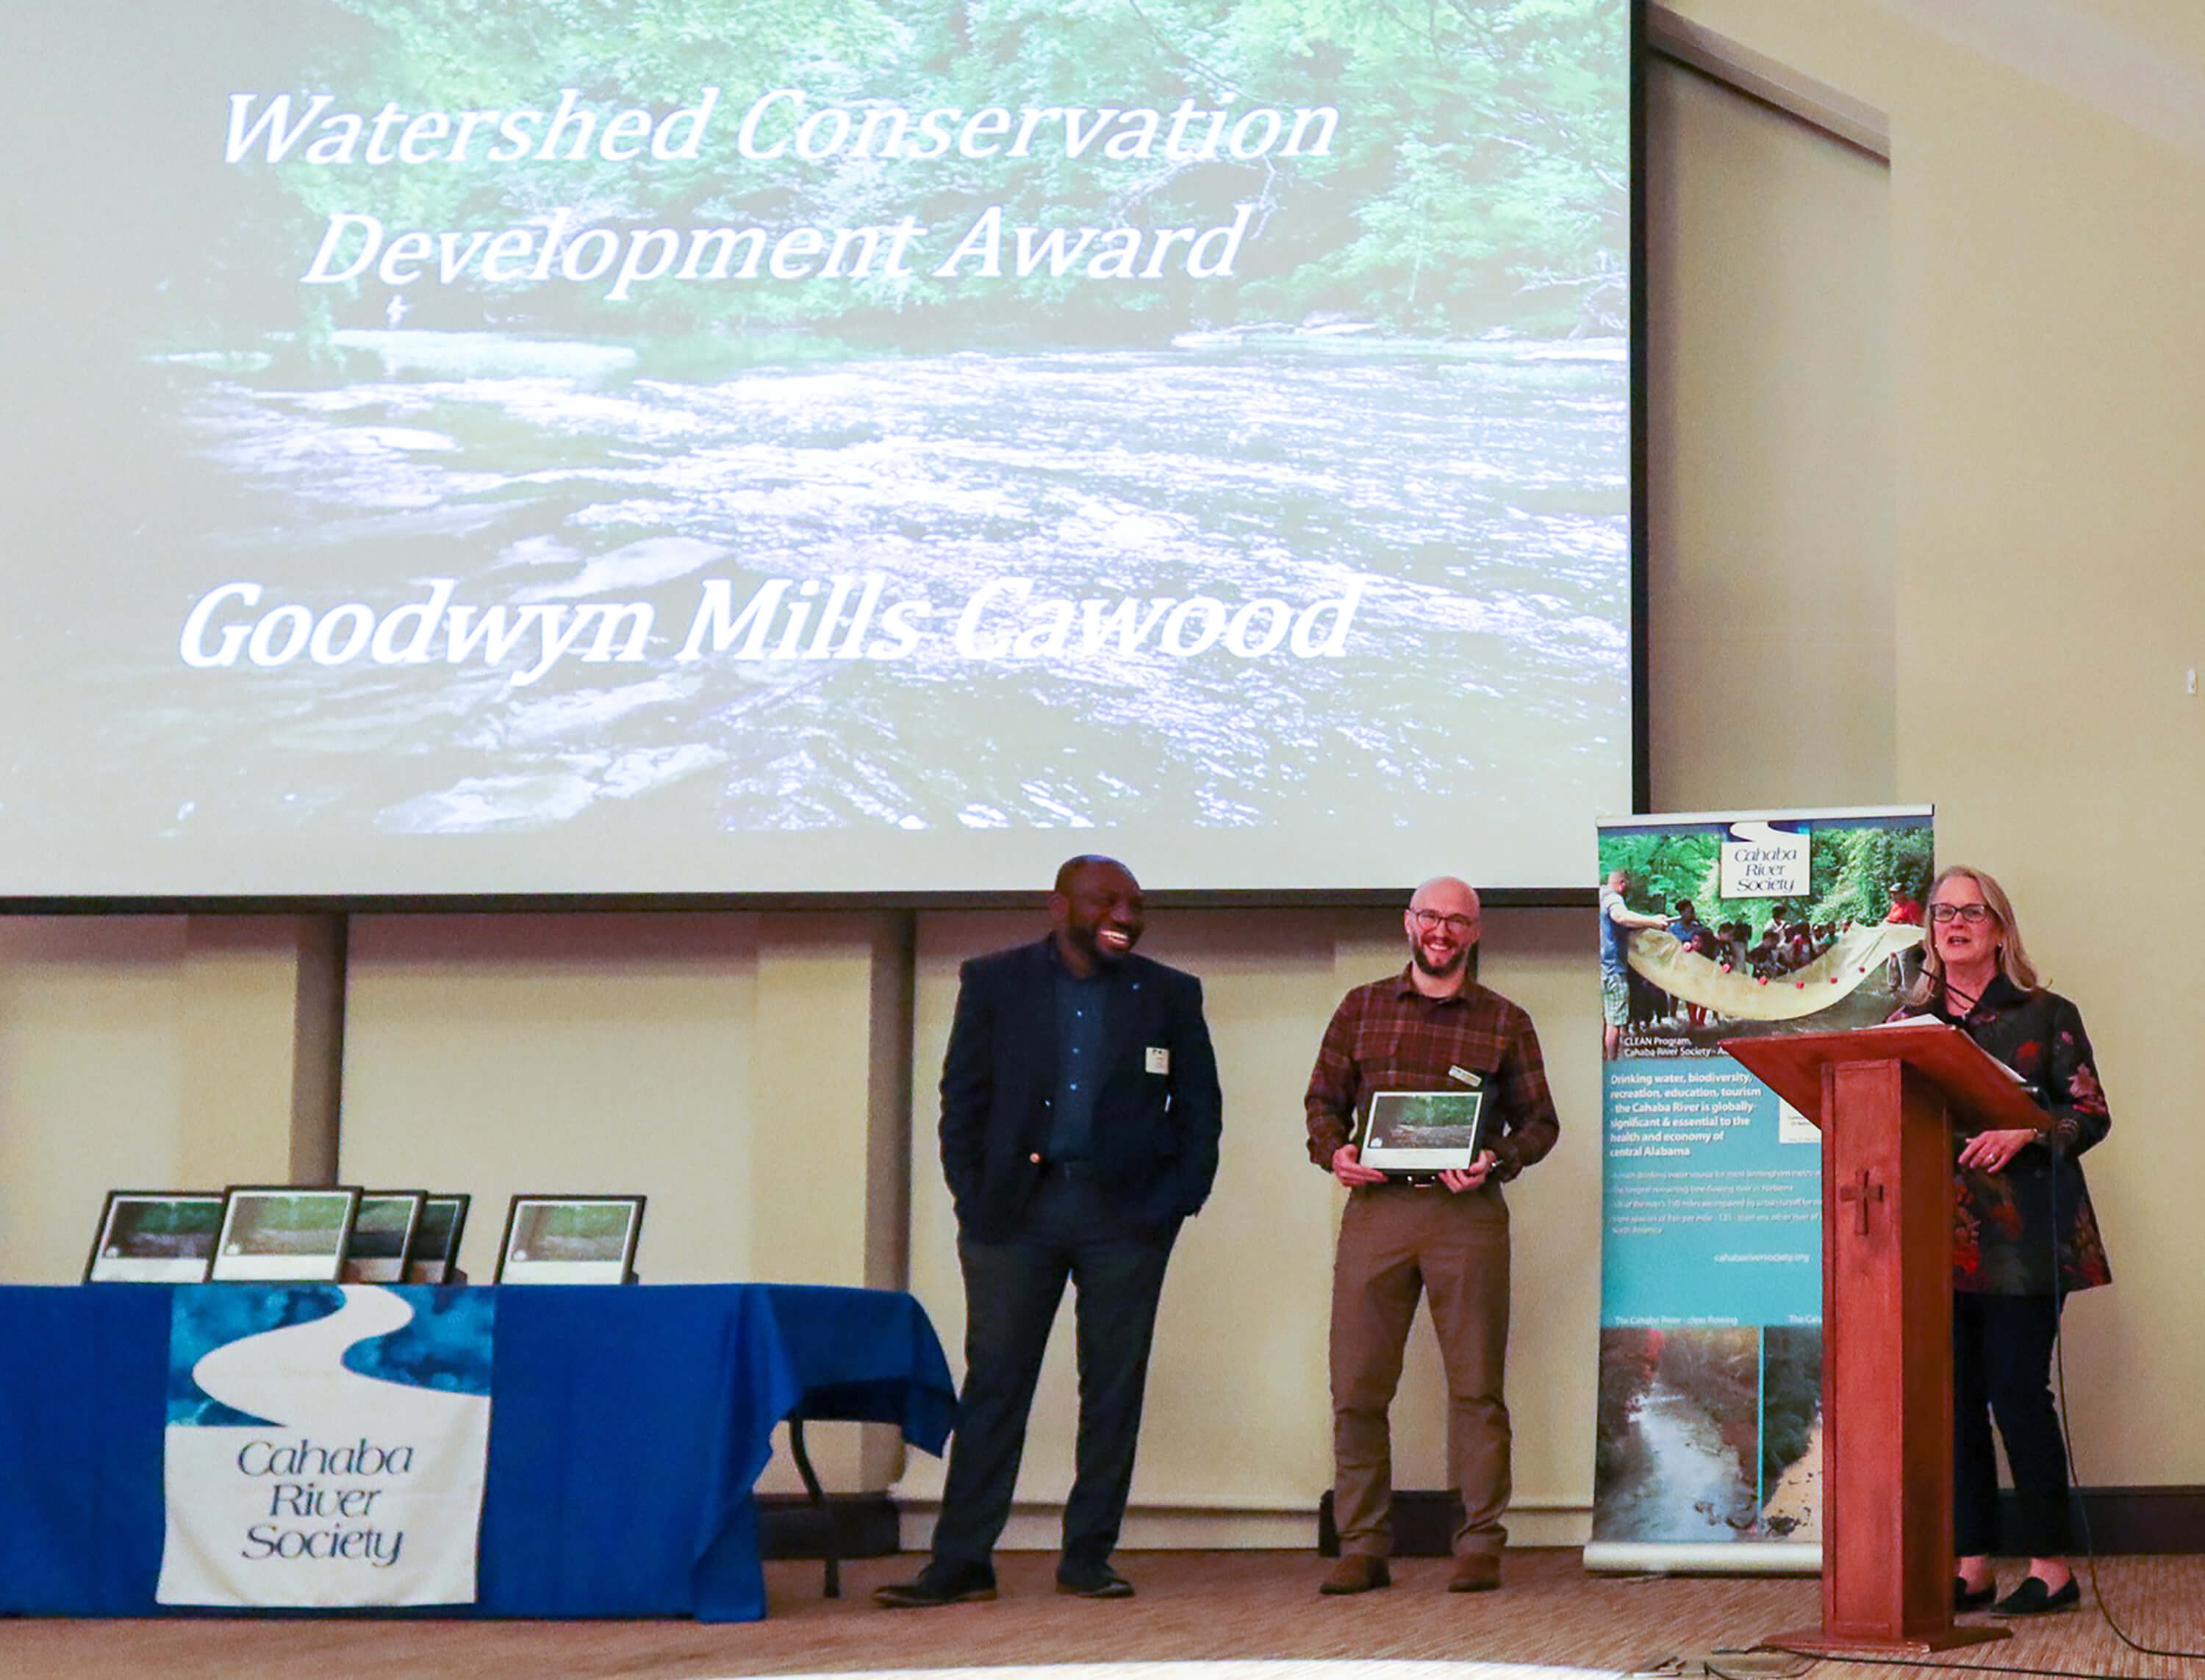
[{"xmin": 1145, "ymin": 1047, "xmax": 1170, "ymax": 1074}]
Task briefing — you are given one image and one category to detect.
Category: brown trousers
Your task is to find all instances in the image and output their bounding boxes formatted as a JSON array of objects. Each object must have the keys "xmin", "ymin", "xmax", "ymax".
[{"xmin": 1329, "ymin": 1182, "xmax": 1512, "ymax": 1559}]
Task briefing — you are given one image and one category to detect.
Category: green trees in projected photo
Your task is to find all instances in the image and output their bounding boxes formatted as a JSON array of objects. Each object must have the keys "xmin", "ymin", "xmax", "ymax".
[
  {"xmin": 1599, "ymin": 826, "xmax": 1933, "ymax": 940},
  {"xmin": 216, "ymin": 0, "xmax": 1624, "ymax": 349}
]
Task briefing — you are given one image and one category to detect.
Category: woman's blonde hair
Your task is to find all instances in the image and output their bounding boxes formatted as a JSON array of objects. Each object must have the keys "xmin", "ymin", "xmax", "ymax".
[{"xmin": 1905, "ymin": 864, "xmax": 2041, "ymax": 1007}]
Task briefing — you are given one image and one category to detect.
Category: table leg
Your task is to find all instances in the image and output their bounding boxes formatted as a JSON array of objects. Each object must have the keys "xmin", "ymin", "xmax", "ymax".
[{"xmin": 788, "ymin": 1418, "xmax": 840, "ymax": 1598}]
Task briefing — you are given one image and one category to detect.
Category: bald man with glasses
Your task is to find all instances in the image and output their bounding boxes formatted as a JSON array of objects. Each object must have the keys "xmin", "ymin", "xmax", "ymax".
[{"xmin": 1304, "ymin": 877, "xmax": 1560, "ymax": 1595}]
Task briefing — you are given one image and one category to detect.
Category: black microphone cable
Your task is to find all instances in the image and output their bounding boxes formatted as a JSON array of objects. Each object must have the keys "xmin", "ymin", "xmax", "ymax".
[{"xmin": 2045, "ymin": 1127, "xmax": 2204, "ymax": 1662}]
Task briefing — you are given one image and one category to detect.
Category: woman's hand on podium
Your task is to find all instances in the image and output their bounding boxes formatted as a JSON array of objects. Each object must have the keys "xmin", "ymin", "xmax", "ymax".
[{"xmin": 1957, "ymin": 1127, "xmax": 2037, "ymax": 1173}]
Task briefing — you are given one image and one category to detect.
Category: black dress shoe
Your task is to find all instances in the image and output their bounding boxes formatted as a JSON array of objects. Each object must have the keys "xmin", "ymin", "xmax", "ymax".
[
  {"xmin": 1993, "ymin": 1575, "xmax": 2079, "ymax": 1617},
  {"xmin": 873, "ymin": 1560, "xmax": 998, "ymax": 1608},
  {"xmin": 1055, "ymin": 1561, "xmax": 1136, "ymax": 1598},
  {"xmin": 1954, "ymin": 1576, "xmax": 1997, "ymax": 1612}
]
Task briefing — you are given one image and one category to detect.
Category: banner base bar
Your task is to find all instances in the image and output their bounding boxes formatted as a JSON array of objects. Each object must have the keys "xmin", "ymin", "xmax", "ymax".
[{"xmin": 1583, "ymin": 1540, "xmax": 1819, "ymax": 1574}]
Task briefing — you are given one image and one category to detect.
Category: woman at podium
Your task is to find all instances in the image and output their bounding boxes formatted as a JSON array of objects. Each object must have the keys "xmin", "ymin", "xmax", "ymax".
[{"xmin": 1900, "ymin": 866, "xmax": 2110, "ymax": 1618}]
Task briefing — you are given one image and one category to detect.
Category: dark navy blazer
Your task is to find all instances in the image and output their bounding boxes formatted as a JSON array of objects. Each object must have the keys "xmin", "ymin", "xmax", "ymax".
[{"xmin": 938, "ymin": 938, "xmax": 1223, "ymax": 1243}]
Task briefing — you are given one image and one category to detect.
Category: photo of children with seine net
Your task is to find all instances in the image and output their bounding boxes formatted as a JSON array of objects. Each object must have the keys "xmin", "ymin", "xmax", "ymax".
[{"xmin": 1599, "ymin": 818, "xmax": 1934, "ymax": 1058}]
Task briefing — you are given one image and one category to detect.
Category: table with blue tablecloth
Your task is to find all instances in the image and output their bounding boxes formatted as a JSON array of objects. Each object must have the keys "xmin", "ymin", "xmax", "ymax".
[{"xmin": 0, "ymin": 1282, "xmax": 955, "ymax": 1620}]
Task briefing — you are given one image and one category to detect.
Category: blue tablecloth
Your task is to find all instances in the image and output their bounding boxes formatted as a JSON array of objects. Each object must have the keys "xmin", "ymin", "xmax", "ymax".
[{"xmin": 0, "ymin": 1282, "xmax": 954, "ymax": 1620}]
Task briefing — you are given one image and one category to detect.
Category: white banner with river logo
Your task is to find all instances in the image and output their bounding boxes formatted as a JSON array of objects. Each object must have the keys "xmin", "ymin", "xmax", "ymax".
[
  {"xmin": 157, "ymin": 1284, "xmax": 495, "ymax": 1607},
  {"xmin": 1586, "ymin": 807, "xmax": 1932, "ymax": 1571}
]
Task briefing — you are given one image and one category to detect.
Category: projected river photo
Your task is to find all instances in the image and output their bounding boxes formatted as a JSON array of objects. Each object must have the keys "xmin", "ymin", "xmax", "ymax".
[
  {"xmin": 119, "ymin": 337, "xmax": 1624, "ymax": 854},
  {"xmin": 2, "ymin": 0, "xmax": 1630, "ymax": 895}
]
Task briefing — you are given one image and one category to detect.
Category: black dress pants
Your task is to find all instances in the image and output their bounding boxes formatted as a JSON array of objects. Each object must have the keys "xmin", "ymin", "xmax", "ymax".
[
  {"xmin": 1952, "ymin": 1290, "xmax": 2070, "ymax": 1558},
  {"xmin": 931, "ymin": 1169, "xmax": 1177, "ymax": 1571}
]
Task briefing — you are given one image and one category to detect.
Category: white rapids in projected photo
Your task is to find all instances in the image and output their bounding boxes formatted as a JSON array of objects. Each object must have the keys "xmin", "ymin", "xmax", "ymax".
[{"xmin": 162, "ymin": 345, "xmax": 1627, "ymax": 848}]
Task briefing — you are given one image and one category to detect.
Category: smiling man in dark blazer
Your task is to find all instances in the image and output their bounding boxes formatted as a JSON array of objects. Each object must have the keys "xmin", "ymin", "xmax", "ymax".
[{"xmin": 876, "ymin": 854, "xmax": 1222, "ymax": 1608}]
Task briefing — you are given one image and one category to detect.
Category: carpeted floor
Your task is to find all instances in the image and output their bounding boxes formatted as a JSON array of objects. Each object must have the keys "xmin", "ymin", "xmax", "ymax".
[{"xmin": 1, "ymin": 1551, "xmax": 2200, "ymax": 1680}]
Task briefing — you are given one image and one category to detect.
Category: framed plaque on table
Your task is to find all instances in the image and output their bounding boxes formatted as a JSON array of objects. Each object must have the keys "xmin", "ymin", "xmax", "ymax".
[
  {"xmin": 209, "ymin": 1185, "xmax": 362, "ymax": 1283},
  {"xmin": 84, "ymin": 1191, "xmax": 225, "ymax": 1282},
  {"xmin": 406, "ymin": 1193, "xmax": 472, "ymax": 1285},
  {"xmin": 495, "ymin": 1193, "xmax": 645, "ymax": 1284},
  {"xmin": 343, "ymin": 1190, "xmax": 427, "ymax": 1284}
]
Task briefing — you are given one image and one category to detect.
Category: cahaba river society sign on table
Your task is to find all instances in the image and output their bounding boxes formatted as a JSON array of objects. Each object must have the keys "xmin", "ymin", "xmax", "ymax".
[{"xmin": 157, "ymin": 1284, "xmax": 495, "ymax": 1608}]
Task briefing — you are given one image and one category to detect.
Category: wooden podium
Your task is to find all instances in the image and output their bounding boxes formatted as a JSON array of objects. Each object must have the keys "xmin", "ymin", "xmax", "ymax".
[{"xmin": 1724, "ymin": 1023, "xmax": 2051, "ymax": 1654}]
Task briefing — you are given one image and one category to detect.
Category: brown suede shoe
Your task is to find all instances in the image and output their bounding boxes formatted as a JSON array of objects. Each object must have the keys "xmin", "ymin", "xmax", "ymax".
[
  {"xmin": 1319, "ymin": 1554, "xmax": 1392, "ymax": 1595},
  {"xmin": 1448, "ymin": 1553, "xmax": 1502, "ymax": 1593}
]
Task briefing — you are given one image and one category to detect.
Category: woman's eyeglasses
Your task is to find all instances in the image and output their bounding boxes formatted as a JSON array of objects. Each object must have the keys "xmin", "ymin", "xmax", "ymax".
[{"xmin": 1929, "ymin": 903, "xmax": 1991, "ymax": 925}]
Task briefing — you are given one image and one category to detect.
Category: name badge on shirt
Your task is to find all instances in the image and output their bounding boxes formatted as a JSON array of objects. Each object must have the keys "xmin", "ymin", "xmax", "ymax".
[
  {"xmin": 1448, "ymin": 1064, "xmax": 1483, "ymax": 1088},
  {"xmin": 1145, "ymin": 1047, "xmax": 1170, "ymax": 1074}
]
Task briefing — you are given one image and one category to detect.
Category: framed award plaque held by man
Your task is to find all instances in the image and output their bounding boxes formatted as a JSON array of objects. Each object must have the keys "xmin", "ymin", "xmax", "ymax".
[{"xmin": 1355, "ymin": 1089, "xmax": 1488, "ymax": 1177}]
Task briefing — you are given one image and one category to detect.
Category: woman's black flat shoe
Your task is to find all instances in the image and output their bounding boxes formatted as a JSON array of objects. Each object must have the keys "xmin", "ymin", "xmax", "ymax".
[
  {"xmin": 1993, "ymin": 1575, "xmax": 2079, "ymax": 1616},
  {"xmin": 1954, "ymin": 1576, "xmax": 1997, "ymax": 1612}
]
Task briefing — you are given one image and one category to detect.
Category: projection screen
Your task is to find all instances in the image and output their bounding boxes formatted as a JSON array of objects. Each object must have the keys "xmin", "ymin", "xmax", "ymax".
[{"xmin": 0, "ymin": 0, "xmax": 1632, "ymax": 899}]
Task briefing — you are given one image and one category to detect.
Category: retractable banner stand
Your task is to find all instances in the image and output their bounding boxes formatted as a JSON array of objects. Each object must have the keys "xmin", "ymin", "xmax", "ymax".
[
  {"xmin": 1585, "ymin": 807, "xmax": 1933, "ymax": 1571},
  {"xmin": 157, "ymin": 1285, "xmax": 495, "ymax": 1607}
]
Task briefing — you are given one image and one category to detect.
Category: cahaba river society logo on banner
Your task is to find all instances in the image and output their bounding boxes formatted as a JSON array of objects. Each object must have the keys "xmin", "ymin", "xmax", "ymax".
[
  {"xmin": 1718, "ymin": 820, "xmax": 1810, "ymax": 900},
  {"xmin": 157, "ymin": 1284, "xmax": 494, "ymax": 1608}
]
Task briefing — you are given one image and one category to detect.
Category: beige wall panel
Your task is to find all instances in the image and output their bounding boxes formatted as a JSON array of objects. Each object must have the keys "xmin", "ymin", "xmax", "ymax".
[
  {"xmin": 338, "ymin": 913, "xmax": 759, "ymax": 1288},
  {"xmin": 1476, "ymin": 908, "xmax": 1605, "ymax": 1510},
  {"xmin": 1645, "ymin": 54, "xmax": 1894, "ymax": 813},
  {"xmin": 749, "ymin": 913, "xmax": 905, "ymax": 1289},
  {"xmin": 339, "ymin": 909, "xmax": 919, "ymax": 1492},
  {"xmin": 176, "ymin": 916, "xmax": 318, "ymax": 1188},
  {"xmin": 0, "ymin": 916, "xmax": 312, "ymax": 1282},
  {"xmin": 1141, "ymin": 909, "xmax": 1394, "ymax": 1512},
  {"xmin": 899, "ymin": 908, "xmax": 1031, "ymax": 1515},
  {"xmin": 745, "ymin": 913, "xmax": 919, "ymax": 1491},
  {"xmin": 1658, "ymin": 1, "xmax": 1914, "ymax": 117},
  {"xmin": 0, "ymin": 919, "xmax": 187, "ymax": 1282}
]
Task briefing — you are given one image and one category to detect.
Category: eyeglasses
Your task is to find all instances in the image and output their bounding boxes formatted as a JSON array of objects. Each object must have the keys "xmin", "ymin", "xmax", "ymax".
[
  {"xmin": 1929, "ymin": 903, "xmax": 1993, "ymax": 925},
  {"xmin": 1410, "ymin": 909, "xmax": 1478, "ymax": 935}
]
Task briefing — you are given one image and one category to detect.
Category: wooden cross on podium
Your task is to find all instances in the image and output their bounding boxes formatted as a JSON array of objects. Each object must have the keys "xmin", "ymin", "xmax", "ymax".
[{"xmin": 1838, "ymin": 1167, "xmax": 1884, "ymax": 1235}]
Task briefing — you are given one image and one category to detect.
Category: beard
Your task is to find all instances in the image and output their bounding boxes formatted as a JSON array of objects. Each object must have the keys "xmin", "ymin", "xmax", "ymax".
[{"xmin": 1412, "ymin": 941, "xmax": 1468, "ymax": 978}]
